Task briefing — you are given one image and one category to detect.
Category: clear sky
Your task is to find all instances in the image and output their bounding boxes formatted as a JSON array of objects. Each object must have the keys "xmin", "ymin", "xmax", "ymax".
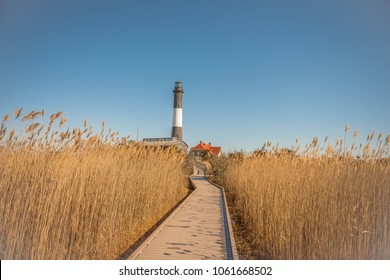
[{"xmin": 1, "ymin": 0, "xmax": 389, "ymax": 152}]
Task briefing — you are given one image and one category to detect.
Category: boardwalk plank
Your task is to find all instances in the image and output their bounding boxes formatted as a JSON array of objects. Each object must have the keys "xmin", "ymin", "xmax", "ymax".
[{"xmin": 128, "ymin": 175, "xmax": 238, "ymax": 260}]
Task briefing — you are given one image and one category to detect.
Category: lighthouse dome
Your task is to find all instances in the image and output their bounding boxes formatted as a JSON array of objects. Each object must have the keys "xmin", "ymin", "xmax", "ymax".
[{"xmin": 175, "ymin": 81, "xmax": 182, "ymax": 88}]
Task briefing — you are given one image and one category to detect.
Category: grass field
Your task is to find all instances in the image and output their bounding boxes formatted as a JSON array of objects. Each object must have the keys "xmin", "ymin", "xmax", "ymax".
[
  {"xmin": 2, "ymin": 109, "xmax": 389, "ymax": 260},
  {"xmin": 212, "ymin": 132, "xmax": 390, "ymax": 259},
  {"xmin": 0, "ymin": 109, "xmax": 189, "ymax": 259}
]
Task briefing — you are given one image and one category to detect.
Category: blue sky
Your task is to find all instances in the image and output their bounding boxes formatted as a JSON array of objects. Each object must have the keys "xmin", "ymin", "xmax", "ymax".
[{"xmin": 1, "ymin": 0, "xmax": 389, "ymax": 152}]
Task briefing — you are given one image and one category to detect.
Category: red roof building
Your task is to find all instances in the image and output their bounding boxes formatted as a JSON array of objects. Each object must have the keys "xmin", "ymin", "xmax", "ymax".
[{"xmin": 190, "ymin": 141, "xmax": 222, "ymax": 160}]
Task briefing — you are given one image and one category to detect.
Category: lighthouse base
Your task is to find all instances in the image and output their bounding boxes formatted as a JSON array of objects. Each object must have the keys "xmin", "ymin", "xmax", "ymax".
[{"xmin": 171, "ymin": 126, "xmax": 182, "ymax": 141}]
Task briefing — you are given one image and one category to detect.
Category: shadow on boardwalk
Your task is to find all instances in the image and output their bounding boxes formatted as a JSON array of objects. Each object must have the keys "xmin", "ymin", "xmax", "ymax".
[{"xmin": 125, "ymin": 174, "xmax": 238, "ymax": 260}]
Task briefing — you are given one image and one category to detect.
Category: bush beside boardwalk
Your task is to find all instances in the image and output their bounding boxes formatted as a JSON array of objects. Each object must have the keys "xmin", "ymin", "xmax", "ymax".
[
  {"xmin": 211, "ymin": 135, "xmax": 390, "ymax": 259},
  {"xmin": 0, "ymin": 110, "xmax": 188, "ymax": 259}
]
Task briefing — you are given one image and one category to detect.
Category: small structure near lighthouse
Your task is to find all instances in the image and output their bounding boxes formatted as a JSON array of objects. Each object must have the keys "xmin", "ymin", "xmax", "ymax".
[
  {"xmin": 190, "ymin": 141, "xmax": 222, "ymax": 162},
  {"xmin": 142, "ymin": 81, "xmax": 188, "ymax": 152}
]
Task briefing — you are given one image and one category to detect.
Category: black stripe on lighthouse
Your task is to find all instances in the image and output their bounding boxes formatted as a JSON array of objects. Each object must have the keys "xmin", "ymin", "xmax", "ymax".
[{"xmin": 172, "ymin": 81, "xmax": 183, "ymax": 141}]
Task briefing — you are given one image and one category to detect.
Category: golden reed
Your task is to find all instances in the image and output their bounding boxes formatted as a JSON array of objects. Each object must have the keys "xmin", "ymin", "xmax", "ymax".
[
  {"xmin": 214, "ymin": 131, "xmax": 390, "ymax": 259},
  {"xmin": 0, "ymin": 109, "xmax": 188, "ymax": 259}
]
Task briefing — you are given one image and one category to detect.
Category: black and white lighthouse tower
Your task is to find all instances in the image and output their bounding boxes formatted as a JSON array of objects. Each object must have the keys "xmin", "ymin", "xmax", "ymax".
[{"xmin": 171, "ymin": 81, "xmax": 183, "ymax": 141}]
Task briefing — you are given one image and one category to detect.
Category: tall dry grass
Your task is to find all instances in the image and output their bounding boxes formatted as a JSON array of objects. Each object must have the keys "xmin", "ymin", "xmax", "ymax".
[
  {"xmin": 0, "ymin": 109, "xmax": 188, "ymax": 259},
  {"xmin": 214, "ymin": 131, "xmax": 390, "ymax": 259}
]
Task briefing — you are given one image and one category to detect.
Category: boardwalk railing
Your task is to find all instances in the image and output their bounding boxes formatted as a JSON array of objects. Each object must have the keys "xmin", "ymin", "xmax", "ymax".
[{"xmin": 204, "ymin": 177, "xmax": 239, "ymax": 260}]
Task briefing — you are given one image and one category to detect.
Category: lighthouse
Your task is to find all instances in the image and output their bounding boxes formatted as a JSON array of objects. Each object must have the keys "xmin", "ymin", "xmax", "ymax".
[
  {"xmin": 171, "ymin": 81, "xmax": 183, "ymax": 141},
  {"xmin": 142, "ymin": 80, "xmax": 188, "ymax": 153}
]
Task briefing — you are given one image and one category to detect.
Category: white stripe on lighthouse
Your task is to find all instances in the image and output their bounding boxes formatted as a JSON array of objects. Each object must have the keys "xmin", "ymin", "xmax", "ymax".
[{"xmin": 172, "ymin": 108, "xmax": 182, "ymax": 127}]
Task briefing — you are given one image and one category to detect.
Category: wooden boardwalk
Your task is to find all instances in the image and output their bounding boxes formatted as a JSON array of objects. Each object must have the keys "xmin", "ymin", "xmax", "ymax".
[{"xmin": 128, "ymin": 172, "xmax": 238, "ymax": 260}]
